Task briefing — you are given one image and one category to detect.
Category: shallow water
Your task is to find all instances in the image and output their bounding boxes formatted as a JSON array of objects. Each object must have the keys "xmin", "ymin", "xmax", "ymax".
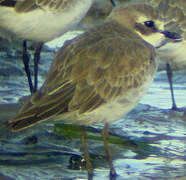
[{"xmin": 0, "ymin": 32, "xmax": 186, "ymax": 180}]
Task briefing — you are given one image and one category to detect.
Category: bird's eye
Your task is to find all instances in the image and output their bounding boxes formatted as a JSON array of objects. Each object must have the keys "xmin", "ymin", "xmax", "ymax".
[{"xmin": 144, "ymin": 21, "xmax": 154, "ymax": 28}]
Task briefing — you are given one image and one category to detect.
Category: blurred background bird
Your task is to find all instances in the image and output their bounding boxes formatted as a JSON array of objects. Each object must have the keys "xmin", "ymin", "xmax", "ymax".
[
  {"xmin": 0, "ymin": 0, "xmax": 100, "ymax": 94},
  {"xmin": 143, "ymin": 0, "xmax": 186, "ymax": 111}
]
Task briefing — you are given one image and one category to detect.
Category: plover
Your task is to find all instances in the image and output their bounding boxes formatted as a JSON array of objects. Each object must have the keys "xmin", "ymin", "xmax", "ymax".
[
  {"xmin": 8, "ymin": 2, "xmax": 181, "ymax": 178},
  {"xmin": 144, "ymin": 0, "xmax": 186, "ymax": 110},
  {"xmin": 0, "ymin": 0, "xmax": 95, "ymax": 93}
]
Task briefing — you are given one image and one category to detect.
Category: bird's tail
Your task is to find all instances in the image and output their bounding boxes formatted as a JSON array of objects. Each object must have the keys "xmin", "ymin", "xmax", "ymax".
[
  {"xmin": 8, "ymin": 82, "xmax": 76, "ymax": 131},
  {"xmin": 7, "ymin": 104, "xmax": 53, "ymax": 131}
]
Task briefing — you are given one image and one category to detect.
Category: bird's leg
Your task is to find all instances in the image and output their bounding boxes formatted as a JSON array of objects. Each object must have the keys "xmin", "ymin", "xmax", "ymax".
[
  {"xmin": 110, "ymin": 0, "xmax": 116, "ymax": 6},
  {"xmin": 22, "ymin": 40, "xmax": 34, "ymax": 94},
  {"xmin": 102, "ymin": 123, "xmax": 117, "ymax": 178},
  {"xmin": 81, "ymin": 129, "xmax": 93, "ymax": 179},
  {"xmin": 33, "ymin": 42, "xmax": 43, "ymax": 93},
  {"xmin": 166, "ymin": 63, "xmax": 179, "ymax": 111}
]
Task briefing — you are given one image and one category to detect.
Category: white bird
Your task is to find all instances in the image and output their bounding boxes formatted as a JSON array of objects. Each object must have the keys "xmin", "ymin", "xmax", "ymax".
[
  {"xmin": 144, "ymin": 0, "xmax": 186, "ymax": 110},
  {"xmin": 0, "ymin": 0, "xmax": 96, "ymax": 93},
  {"xmin": 8, "ymin": 2, "xmax": 181, "ymax": 178}
]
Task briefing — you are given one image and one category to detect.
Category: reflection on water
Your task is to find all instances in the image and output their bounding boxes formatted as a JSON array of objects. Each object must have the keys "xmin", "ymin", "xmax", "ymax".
[
  {"xmin": 0, "ymin": 31, "xmax": 186, "ymax": 180},
  {"xmin": 141, "ymin": 72, "xmax": 186, "ymax": 109},
  {"xmin": 0, "ymin": 102, "xmax": 185, "ymax": 180}
]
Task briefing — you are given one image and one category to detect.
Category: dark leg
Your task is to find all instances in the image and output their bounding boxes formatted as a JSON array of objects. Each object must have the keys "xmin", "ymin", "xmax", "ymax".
[
  {"xmin": 22, "ymin": 40, "xmax": 33, "ymax": 94},
  {"xmin": 110, "ymin": 0, "xmax": 116, "ymax": 6},
  {"xmin": 33, "ymin": 42, "xmax": 43, "ymax": 93},
  {"xmin": 166, "ymin": 63, "xmax": 179, "ymax": 110},
  {"xmin": 81, "ymin": 129, "xmax": 93, "ymax": 179},
  {"xmin": 102, "ymin": 123, "xmax": 117, "ymax": 178}
]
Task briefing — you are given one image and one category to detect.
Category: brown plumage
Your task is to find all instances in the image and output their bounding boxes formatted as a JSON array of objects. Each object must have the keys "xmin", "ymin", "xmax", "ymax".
[
  {"xmin": 0, "ymin": 0, "xmax": 78, "ymax": 13},
  {"xmin": 9, "ymin": 20, "xmax": 157, "ymax": 130},
  {"xmin": 8, "ymin": 2, "xmax": 181, "ymax": 131}
]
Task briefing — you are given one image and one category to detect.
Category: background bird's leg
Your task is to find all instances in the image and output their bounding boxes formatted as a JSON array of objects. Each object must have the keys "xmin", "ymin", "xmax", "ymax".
[
  {"xmin": 22, "ymin": 40, "xmax": 33, "ymax": 94},
  {"xmin": 166, "ymin": 63, "xmax": 179, "ymax": 110},
  {"xmin": 110, "ymin": 0, "xmax": 116, "ymax": 6},
  {"xmin": 33, "ymin": 42, "xmax": 43, "ymax": 93},
  {"xmin": 102, "ymin": 123, "xmax": 117, "ymax": 178},
  {"xmin": 81, "ymin": 129, "xmax": 93, "ymax": 179}
]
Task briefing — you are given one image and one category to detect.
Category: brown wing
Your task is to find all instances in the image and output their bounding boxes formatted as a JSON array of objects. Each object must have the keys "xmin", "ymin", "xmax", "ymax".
[
  {"xmin": 8, "ymin": 22, "xmax": 155, "ymax": 131},
  {"xmin": 0, "ymin": 0, "xmax": 37, "ymax": 12},
  {"xmin": 0, "ymin": 0, "xmax": 72, "ymax": 13},
  {"xmin": 14, "ymin": 0, "xmax": 37, "ymax": 12},
  {"xmin": 14, "ymin": 0, "xmax": 72, "ymax": 13}
]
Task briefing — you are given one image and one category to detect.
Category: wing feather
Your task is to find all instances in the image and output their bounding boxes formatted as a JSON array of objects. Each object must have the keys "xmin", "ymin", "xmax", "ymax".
[
  {"xmin": 15, "ymin": 0, "xmax": 37, "ymax": 12},
  {"xmin": 13, "ymin": 0, "xmax": 72, "ymax": 13}
]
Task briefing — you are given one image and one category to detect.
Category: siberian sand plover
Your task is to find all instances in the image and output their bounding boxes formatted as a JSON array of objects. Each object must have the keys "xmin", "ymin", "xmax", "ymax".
[
  {"xmin": 0, "ymin": 0, "xmax": 95, "ymax": 93},
  {"xmin": 8, "ymin": 2, "xmax": 181, "ymax": 178},
  {"xmin": 144, "ymin": 0, "xmax": 186, "ymax": 110}
]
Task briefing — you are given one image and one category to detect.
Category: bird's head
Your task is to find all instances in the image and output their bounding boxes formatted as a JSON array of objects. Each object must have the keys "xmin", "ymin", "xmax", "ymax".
[{"xmin": 108, "ymin": 3, "xmax": 182, "ymax": 47}]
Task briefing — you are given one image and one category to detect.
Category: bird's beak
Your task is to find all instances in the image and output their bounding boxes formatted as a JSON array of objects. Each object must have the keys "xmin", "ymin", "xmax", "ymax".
[
  {"xmin": 159, "ymin": 30, "xmax": 182, "ymax": 40},
  {"xmin": 156, "ymin": 31, "xmax": 182, "ymax": 49}
]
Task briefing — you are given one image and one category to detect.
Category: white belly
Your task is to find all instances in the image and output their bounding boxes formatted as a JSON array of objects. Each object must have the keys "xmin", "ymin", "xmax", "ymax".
[
  {"xmin": 157, "ymin": 41, "xmax": 186, "ymax": 70},
  {"xmin": 0, "ymin": 0, "xmax": 93, "ymax": 42},
  {"xmin": 72, "ymin": 74, "xmax": 155, "ymax": 125}
]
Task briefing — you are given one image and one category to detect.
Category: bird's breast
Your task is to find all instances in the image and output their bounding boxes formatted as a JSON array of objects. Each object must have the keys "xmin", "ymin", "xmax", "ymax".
[{"xmin": 157, "ymin": 41, "xmax": 186, "ymax": 67}]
